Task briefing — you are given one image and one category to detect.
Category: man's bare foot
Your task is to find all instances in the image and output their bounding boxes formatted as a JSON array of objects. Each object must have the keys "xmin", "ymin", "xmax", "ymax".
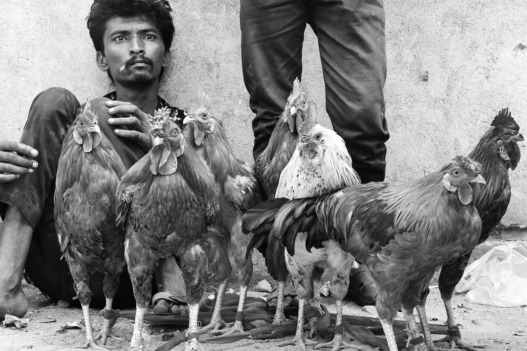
[{"xmin": 0, "ymin": 283, "xmax": 28, "ymax": 319}]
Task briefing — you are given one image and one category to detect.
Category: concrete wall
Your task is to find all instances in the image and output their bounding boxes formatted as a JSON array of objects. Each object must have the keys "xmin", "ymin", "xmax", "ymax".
[{"xmin": 0, "ymin": 0, "xmax": 525, "ymax": 225}]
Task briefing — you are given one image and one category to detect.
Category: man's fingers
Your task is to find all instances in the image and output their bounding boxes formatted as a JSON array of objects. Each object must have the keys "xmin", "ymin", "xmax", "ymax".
[
  {"xmin": 108, "ymin": 116, "xmax": 141, "ymax": 126},
  {"xmin": 0, "ymin": 163, "xmax": 33, "ymax": 175},
  {"xmin": 114, "ymin": 129, "xmax": 148, "ymax": 142},
  {"xmin": 0, "ymin": 151, "xmax": 39, "ymax": 169},
  {"xmin": 0, "ymin": 173, "xmax": 21, "ymax": 183},
  {"xmin": 0, "ymin": 141, "xmax": 38, "ymax": 158}
]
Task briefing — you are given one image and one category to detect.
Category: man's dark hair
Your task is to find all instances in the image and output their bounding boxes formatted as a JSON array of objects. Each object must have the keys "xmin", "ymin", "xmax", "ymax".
[{"xmin": 87, "ymin": 0, "xmax": 175, "ymax": 82}]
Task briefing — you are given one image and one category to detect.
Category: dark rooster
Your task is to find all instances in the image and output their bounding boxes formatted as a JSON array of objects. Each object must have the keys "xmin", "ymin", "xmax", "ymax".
[
  {"xmin": 436, "ymin": 108, "xmax": 523, "ymax": 351},
  {"xmin": 54, "ymin": 101, "xmax": 127, "ymax": 349},
  {"xmin": 252, "ymin": 78, "xmax": 308, "ymax": 325},
  {"xmin": 116, "ymin": 108, "xmax": 231, "ymax": 351},
  {"xmin": 182, "ymin": 95, "xmax": 263, "ymax": 335},
  {"xmin": 246, "ymin": 102, "xmax": 361, "ymax": 351},
  {"xmin": 245, "ymin": 156, "xmax": 485, "ymax": 351}
]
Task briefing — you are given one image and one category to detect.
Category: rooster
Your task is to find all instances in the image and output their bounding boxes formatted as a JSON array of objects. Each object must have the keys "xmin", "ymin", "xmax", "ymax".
[
  {"xmin": 182, "ymin": 95, "xmax": 263, "ymax": 335},
  {"xmin": 252, "ymin": 78, "xmax": 308, "ymax": 325},
  {"xmin": 116, "ymin": 109, "xmax": 231, "ymax": 351},
  {"xmin": 54, "ymin": 101, "xmax": 127, "ymax": 349},
  {"xmin": 246, "ymin": 102, "xmax": 361, "ymax": 350},
  {"xmin": 435, "ymin": 108, "xmax": 523, "ymax": 351},
  {"xmin": 245, "ymin": 156, "xmax": 485, "ymax": 351}
]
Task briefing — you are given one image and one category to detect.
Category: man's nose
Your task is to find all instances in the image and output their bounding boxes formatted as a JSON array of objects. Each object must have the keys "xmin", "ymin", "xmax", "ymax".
[{"xmin": 130, "ymin": 36, "xmax": 145, "ymax": 55}]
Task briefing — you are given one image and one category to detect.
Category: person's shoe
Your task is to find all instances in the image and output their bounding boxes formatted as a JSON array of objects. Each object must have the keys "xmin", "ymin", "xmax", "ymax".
[{"xmin": 344, "ymin": 264, "xmax": 378, "ymax": 306}]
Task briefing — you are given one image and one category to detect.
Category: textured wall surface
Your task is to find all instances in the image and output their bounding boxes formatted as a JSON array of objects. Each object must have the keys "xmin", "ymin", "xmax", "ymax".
[{"xmin": 0, "ymin": 0, "xmax": 525, "ymax": 224}]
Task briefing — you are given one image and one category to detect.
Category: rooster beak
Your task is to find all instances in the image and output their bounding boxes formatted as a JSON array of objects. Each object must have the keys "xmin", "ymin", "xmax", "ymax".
[
  {"xmin": 290, "ymin": 106, "xmax": 297, "ymax": 116},
  {"xmin": 90, "ymin": 124, "xmax": 101, "ymax": 134},
  {"xmin": 470, "ymin": 174, "xmax": 486, "ymax": 184},
  {"xmin": 153, "ymin": 136, "xmax": 164, "ymax": 146},
  {"xmin": 516, "ymin": 133, "xmax": 524, "ymax": 142},
  {"xmin": 182, "ymin": 116, "xmax": 194, "ymax": 125}
]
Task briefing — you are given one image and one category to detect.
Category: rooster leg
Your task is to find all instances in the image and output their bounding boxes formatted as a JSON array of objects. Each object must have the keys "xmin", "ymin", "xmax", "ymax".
[
  {"xmin": 211, "ymin": 285, "xmax": 248, "ymax": 335},
  {"xmin": 401, "ymin": 307, "xmax": 427, "ymax": 351},
  {"xmin": 278, "ymin": 298, "xmax": 316, "ymax": 350},
  {"xmin": 200, "ymin": 278, "xmax": 229, "ymax": 333},
  {"xmin": 272, "ymin": 281, "xmax": 288, "ymax": 324},
  {"xmin": 314, "ymin": 300, "xmax": 360, "ymax": 350},
  {"xmin": 379, "ymin": 318, "xmax": 400, "ymax": 351},
  {"xmin": 416, "ymin": 305, "xmax": 438, "ymax": 350},
  {"xmin": 76, "ymin": 303, "xmax": 108, "ymax": 350},
  {"xmin": 129, "ymin": 306, "xmax": 146, "ymax": 351},
  {"xmin": 308, "ymin": 268, "xmax": 324, "ymax": 339},
  {"xmin": 185, "ymin": 303, "xmax": 201, "ymax": 351},
  {"xmin": 95, "ymin": 298, "xmax": 123, "ymax": 345},
  {"xmin": 435, "ymin": 298, "xmax": 483, "ymax": 351}
]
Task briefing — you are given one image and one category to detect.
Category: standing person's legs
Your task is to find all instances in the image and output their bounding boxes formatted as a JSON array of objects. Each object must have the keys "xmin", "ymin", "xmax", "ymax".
[
  {"xmin": 310, "ymin": 0, "xmax": 389, "ymax": 183},
  {"xmin": 240, "ymin": 0, "xmax": 307, "ymax": 161},
  {"xmin": 310, "ymin": 0, "xmax": 388, "ymax": 305}
]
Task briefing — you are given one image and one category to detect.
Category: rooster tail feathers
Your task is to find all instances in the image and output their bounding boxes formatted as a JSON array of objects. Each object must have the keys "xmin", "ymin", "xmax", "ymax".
[
  {"xmin": 241, "ymin": 197, "xmax": 289, "ymax": 233},
  {"xmin": 245, "ymin": 232, "xmax": 267, "ymax": 260}
]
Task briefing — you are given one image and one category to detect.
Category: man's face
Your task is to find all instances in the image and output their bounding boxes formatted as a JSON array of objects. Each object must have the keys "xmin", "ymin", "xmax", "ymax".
[{"xmin": 97, "ymin": 15, "xmax": 169, "ymax": 88}]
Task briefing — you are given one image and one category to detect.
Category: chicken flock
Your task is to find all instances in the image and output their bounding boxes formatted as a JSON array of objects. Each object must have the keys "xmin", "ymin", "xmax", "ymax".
[{"xmin": 54, "ymin": 81, "xmax": 523, "ymax": 351}]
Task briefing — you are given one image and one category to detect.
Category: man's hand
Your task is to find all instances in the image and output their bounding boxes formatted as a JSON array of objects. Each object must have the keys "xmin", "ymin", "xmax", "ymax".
[
  {"xmin": 106, "ymin": 100, "xmax": 152, "ymax": 151},
  {"xmin": 0, "ymin": 141, "xmax": 38, "ymax": 183}
]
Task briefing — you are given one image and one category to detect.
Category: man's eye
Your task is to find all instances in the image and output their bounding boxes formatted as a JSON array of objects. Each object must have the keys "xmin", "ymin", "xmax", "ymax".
[
  {"xmin": 144, "ymin": 34, "xmax": 156, "ymax": 40},
  {"xmin": 114, "ymin": 36, "xmax": 125, "ymax": 42}
]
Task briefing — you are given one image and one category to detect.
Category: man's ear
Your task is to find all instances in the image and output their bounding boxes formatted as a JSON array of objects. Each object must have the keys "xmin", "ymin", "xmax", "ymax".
[
  {"xmin": 162, "ymin": 51, "xmax": 170, "ymax": 68},
  {"xmin": 96, "ymin": 51, "xmax": 109, "ymax": 72}
]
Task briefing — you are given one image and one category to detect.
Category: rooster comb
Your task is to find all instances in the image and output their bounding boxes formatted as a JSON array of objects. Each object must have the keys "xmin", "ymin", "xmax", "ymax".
[
  {"xmin": 147, "ymin": 107, "xmax": 178, "ymax": 131},
  {"xmin": 79, "ymin": 99, "xmax": 97, "ymax": 122},
  {"xmin": 491, "ymin": 108, "xmax": 519, "ymax": 130},
  {"xmin": 298, "ymin": 102, "xmax": 317, "ymax": 136},
  {"xmin": 452, "ymin": 155, "xmax": 481, "ymax": 174}
]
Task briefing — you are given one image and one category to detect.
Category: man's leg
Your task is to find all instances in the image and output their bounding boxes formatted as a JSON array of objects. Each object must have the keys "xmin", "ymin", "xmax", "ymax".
[
  {"xmin": 240, "ymin": 0, "xmax": 307, "ymax": 160},
  {"xmin": 152, "ymin": 257, "xmax": 187, "ymax": 314},
  {"xmin": 0, "ymin": 208, "xmax": 33, "ymax": 318},
  {"xmin": 311, "ymin": 0, "xmax": 388, "ymax": 304},
  {"xmin": 311, "ymin": 0, "xmax": 389, "ymax": 183},
  {"xmin": 0, "ymin": 88, "xmax": 80, "ymax": 318}
]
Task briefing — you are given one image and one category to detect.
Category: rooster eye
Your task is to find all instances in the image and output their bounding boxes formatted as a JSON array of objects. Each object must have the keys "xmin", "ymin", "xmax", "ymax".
[
  {"xmin": 314, "ymin": 133, "xmax": 322, "ymax": 140},
  {"xmin": 452, "ymin": 169, "xmax": 461, "ymax": 176}
]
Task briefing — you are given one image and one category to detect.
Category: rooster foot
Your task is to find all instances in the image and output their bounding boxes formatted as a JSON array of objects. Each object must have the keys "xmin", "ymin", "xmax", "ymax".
[
  {"xmin": 279, "ymin": 336, "xmax": 317, "ymax": 351},
  {"xmin": 209, "ymin": 320, "xmax": 244, "ymax": 335},
  {"xmin": 435, "ymin": 335, "xmax": 485, "ymax": 351},
  {"xmin": 314, "ymin": 334, "xmax": 360, "ymax": 351},
  {"xmin": 95, "ymin": 329, "xmax": 124, "ymax": 345},
  {"xmin": 75, "ymin": 339, "xmax": 112, "ymax": 350},
  {"xmin": 198, "ymin": 319, "xmax": 228, "ymax": 334},
  {"xmin": 272, "ymin": 311, "xmax": 290, "ymax": 325}
]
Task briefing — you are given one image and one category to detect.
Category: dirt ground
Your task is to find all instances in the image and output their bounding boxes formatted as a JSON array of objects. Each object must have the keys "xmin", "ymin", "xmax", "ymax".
[{"xmin": 1, "ymin": 238, "xmax": 526, "ymax": 351}]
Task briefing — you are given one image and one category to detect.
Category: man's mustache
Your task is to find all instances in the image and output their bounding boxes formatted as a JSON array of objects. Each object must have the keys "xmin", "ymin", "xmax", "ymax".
[{"xmin": 120, "ymin": 56, "xmax": 154, "ymax": 71}]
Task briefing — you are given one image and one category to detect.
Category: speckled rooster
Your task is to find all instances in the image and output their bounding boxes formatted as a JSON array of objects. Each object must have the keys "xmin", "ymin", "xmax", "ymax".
[
  {"xmin": 245, "ymin": 102, "xmax": 361, "ymax": 350},
  {"xmin": 116, "ymin": 108, "xmax": 231, "ymax": 351},
  {"xmin": 182, "ymin": 94, "xmax": 263, "ymax": 335},
  {"xmin": 54, "ymin": 101, "xmax": 127, "ymax": 349}
]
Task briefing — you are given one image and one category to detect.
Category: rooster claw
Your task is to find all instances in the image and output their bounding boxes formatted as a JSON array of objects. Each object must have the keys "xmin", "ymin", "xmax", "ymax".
[
  {"xmin": 209, "ymin": 321, "xmax": 244, "ymax": 336},
  {"xmin": 75, "ymin": 340, "xmax": 111, "ymax": 350},
  {"xmin": 314, "ymin": 334, "xmax": 360, "ymax": 350},
  {"xmin": 199, "ymin": 319, "xmax": 228, "ymax": 334},
  {"xmin": 435, "ymin": 335, "xmax": 486, "ymax": 351},
  {"xmin": 279, "ymin": 337, "xmax": 317, "ymax": 351}
]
